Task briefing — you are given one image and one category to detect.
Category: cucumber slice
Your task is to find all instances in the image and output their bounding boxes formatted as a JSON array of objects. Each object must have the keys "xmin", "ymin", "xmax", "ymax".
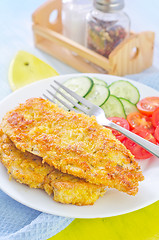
[
  {"xmin": 85, "ymin": 85, "xmax": 110, "ymax": 106},
  {"xmin": 120, "ymin": 98, "xmax": 139, "ymax": 116},
  {"xmin": 91, "ymin": 77, "xmax": 108, "ymax": 87},
  {"xmin": 101, "ymin": 95, "xmax": 126, "ymax": 118},
  {"xmin": 55, "ymin": 76, "xmax": 93, "ymax": 109},
  {"xmin": 109, "ymin": 80, "xmax": 140, "ymax": 104},
  {"xmin": 64, "ymin": 76, "xmax": 93, "ymax": 97}
]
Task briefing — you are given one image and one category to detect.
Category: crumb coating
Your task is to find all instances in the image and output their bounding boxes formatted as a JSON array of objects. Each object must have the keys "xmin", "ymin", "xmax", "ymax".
[
  {"xmin": 1, "ymin": 98, "xmax": 144, "ymax": 195},
  {"xmin": 0, "ymin": 128, "xmax": 106, "ymax": 205}
]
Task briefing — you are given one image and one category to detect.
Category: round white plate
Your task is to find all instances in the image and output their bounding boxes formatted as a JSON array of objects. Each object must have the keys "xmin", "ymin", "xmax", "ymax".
[{"xmin": 0, "ymin": 73, "xmax": 159, "ymax": 218}]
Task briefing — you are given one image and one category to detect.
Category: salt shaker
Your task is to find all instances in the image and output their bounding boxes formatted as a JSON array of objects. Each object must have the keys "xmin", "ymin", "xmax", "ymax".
[
  {"xmin": 62, "ymin": 0, "xmax": 92, "ymax": 46},
  {"xmin": 85, "ymin": 0, "xmax": 130, "ymax": 58}
]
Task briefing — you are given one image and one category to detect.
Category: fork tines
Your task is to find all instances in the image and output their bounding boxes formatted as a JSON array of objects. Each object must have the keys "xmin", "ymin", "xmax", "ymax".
[
  {"xmin": 43, "ymin": 80, "xmax": 93, "ymax": 114},
  {"xmin": 43, "ymin": 93, "xmax": 55, "ymax": 104},
  {"xmin": 54, "ymin": 81, "xmax": 93, "ymax": 108},
  {"xmin": 46, "ymin": 86, "xmax": 78, "ymax": 112}
]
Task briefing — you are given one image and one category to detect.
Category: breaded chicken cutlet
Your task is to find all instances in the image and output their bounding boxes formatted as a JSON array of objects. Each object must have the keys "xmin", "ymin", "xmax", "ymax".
[
  {"xmin": 1, "ymin": 98, "xmax": 144, "ymax": 196},
  {"xmin": 0, "ymin": 128, "xmax": 106, "ymax": 205}
]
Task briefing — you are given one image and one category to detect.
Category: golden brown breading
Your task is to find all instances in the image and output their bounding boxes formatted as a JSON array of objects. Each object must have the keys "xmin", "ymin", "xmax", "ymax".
[
  {"xmin": 0, "ymin": 128, "xmax": 106, "ymax": 205},
  {"xmin": 0, "ymin": 128, "xmax": 51, "ymax": 188},
  {"xmin": 44, "ymin": 171, "xmax": 106, "ymax": 205},
  {"xmin": 1, "ymin": 98, "xmax": 144, "ymax": 195}
]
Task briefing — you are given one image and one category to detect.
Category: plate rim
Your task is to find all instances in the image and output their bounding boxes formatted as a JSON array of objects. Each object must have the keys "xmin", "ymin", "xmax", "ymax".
[{"xmin": 0, "ymin": 73, "xmax": 159, "ymax": 218}]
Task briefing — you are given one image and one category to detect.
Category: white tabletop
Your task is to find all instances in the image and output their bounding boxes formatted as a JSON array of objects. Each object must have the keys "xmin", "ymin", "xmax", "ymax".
[{"xmin": 0, "ymin": 0, "xmax": 158, "ymax": 101}]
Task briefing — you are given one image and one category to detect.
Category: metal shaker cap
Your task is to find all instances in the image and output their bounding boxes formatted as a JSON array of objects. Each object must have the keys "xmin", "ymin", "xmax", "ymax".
[{"xmin": 94, "ymin": 0, "xmax": 125, "ymax": 12}]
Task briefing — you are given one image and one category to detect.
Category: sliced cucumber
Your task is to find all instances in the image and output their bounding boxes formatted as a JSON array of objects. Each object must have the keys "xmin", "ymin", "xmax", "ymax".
[
  {"xmin": 64, "ymin": 76, "xmax": 93, "ymax": 97},
  {"xmin": 101, "ymin": 95, "xmax": 126, "ymax": 118},
  {"xmin": 109, "ymin": 80, "xmax": 140, "ymax": 104},
  {"xmin": 55, "ymin": 76, "xmax": 93, "ymax": 110},
  {"xmin": 85, "ymin": 85, "xmax": 110, "ymax": 106},
  {"xmin": 120, "ymin": 98, "xmax": 139, "ymax": 116},
  {"xmin": 91, "ymin": 77, "xmax": 108, "ymax": 87}
]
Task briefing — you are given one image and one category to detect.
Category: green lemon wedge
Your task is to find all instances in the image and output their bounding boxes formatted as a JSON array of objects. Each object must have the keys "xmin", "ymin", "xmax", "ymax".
[{"xmin": 9, "ymin": 50, "xmax": 59, "ymax": 91}]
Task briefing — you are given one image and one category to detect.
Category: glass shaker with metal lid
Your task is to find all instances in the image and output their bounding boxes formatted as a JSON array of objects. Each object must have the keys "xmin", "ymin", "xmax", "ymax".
[{"xmin": 85, "ymin": 0, "xmax": 130, "ymax": 58}]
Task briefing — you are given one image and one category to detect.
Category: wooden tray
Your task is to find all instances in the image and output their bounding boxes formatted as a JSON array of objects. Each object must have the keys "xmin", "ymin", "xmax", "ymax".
[{"xmin": 32, "ymin": 0, "xmax": 155, "ymax": 76}]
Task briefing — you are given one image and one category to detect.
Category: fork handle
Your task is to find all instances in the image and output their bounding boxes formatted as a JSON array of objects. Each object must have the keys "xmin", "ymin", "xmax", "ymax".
[{"xmin": 107, "ymin": 121, "xmax": 159, "ymax": 158}]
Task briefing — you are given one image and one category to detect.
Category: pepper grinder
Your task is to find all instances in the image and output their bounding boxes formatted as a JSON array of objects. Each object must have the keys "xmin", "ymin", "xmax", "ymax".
[{"xmin": 85, "ymin": 0, "xmax": 130, "ymax": 58}]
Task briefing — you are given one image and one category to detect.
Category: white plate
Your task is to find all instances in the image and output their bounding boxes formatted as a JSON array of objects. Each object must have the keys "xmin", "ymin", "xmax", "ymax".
[{"xmin": 0, "ymin": 73, "xmax": 159, "ymax": 219}]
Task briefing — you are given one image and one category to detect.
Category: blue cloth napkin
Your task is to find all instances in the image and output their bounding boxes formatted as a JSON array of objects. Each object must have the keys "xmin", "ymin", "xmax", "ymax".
[
  {"xmin": 0, "ymin": 192, "xmax": 73, "ymax": 240},
  {"xmin": 0, "ymin": 67, "xmax": 159, "ymax": 240}
]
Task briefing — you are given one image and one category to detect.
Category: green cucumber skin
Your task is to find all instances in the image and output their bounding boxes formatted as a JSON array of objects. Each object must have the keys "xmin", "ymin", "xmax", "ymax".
[
  {"xmin": 109, "ymin": 80, "xmax": 140, "ymax": 104},
  {"xmin": 81, "ymin": 77, "xmax": 94, "ymax": 97},
  {"xmin": 99, "ymin": 87, "xmax": 110, "ymax": 106},
  {"xmin": 101, "ymin": 95, "xmax": 126, "ymax": 119},
  {"xmin": 85, "ymin": 85, "xmax": 110, "ymax": 107},
  {"xmin": 91, "ymin": 77, "xmax": 108, "ymax": 87},
  {"xmin": 120, "ymin": 98, "xmax": 139, "ymax": 116},
  {"xmin": 56, "ymin": 77, "xmax": 140, "ymax": 118},
  {"xmin": 64, "ymin": 76, "xmax": 94, "ymax": 98},
  {"xmin": 55, "ymin": 77, "xmax": 93, "ymax": 110}
]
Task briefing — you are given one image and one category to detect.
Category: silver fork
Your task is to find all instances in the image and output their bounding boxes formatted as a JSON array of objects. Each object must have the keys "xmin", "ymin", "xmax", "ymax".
[{"xmin": 43, "ymin": 80, "xmax": 159, "ymax": 158}]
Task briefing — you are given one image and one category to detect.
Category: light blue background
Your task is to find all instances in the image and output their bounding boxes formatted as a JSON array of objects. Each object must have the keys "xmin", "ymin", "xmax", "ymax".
[
  {"xmin": 0, "ymin": 0, "xmax": 159, "ymax": 101},
  {"xmin": 0, "ymin": 1, "xmax": 158, "ymax": 239}
]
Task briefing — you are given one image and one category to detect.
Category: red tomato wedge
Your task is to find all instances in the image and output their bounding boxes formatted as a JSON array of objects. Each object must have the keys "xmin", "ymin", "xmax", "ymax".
[
  {"xmin": 123, "ymin": 129, "xmax": 157, "ymax": 159},
  {"xmin": 137, "ymin": 97, "xmax": 159, "ymax": 116},
  {"xmin": 108, "ymin": 117, "xmax": 130, "ymax": 141},
  {"xmin": 127, "ymin": 112, "xmax": 155, "ymax": 134},
  {"xmin": 154, "ymin": 125, "xmax": 159, "ymax": 142},
  {"xmin": 152, "ymin": 107, "xmax": 159, "ymax": 127}
]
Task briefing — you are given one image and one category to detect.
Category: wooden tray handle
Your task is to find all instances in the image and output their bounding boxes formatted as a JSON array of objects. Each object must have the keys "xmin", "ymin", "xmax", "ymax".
[
  {"xmin": 32, "ymin": 0, "xmax": 154, "ymax": 75},
  {"xmin": 32, "ymin": 0, "xmax": 62, "ymax": 33},
  {"xmin": 109, "ymin": 31, "xmax": 155, "ymax": 75}
]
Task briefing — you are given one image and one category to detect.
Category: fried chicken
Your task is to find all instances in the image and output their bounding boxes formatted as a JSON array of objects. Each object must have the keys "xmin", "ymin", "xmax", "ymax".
[
  {"xmin": 0, "ymin": 128, "xmax": 106, "ymax": 205},
  {"xmin": 1, "ymin": 98, "xmax": 144, "ymax": 195}
]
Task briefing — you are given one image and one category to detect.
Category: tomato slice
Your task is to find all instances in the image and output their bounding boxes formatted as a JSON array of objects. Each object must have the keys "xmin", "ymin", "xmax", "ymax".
[
  {"xmin": 154, "ymin": 125, "xmax": 159, "ymax": 142},
  {"xmin": 155, "ymin": 126, "xmax": 159, "ymax": 142},
  {"xmin": 137, "ymin": 97, "xmax": 159, "ymax": 116},
  {"xmin": 127, "ymin": 112, "xmax": 155, "ymax": 134},
  {"xmin": 108, "ymin": 117, "xmax": 130, "ymax": 141},
  {"xmin": 123, "ymin": 129, "xmax": 157, "ymax": 159},
  {"xmin": 152, "ymin": 107, "xmax": 159, "ymax": 127}
]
